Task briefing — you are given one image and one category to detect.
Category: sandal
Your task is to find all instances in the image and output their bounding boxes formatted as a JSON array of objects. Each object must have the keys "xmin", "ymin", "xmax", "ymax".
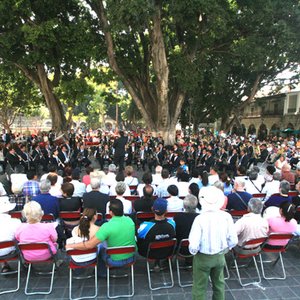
[{"xmin": 1, "ymin": 265, "xmax": 12, "ymax": 274}]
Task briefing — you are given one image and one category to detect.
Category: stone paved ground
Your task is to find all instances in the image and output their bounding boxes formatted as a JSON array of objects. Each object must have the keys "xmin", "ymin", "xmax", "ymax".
[{"xmin": 1, "ymin": 241, "xmax": 300, "ymax": 300}]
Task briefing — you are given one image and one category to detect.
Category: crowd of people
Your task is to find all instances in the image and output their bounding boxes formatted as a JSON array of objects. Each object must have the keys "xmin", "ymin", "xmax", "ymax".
[{"xmin": 1, "ymin": 127, "xmax": 300, "ymax": 299}]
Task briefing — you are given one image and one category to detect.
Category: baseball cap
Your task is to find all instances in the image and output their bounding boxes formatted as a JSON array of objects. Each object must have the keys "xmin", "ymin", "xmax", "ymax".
[{"xmin": 152, "ymin": 198, "xmax": 168, "ymax": 215}]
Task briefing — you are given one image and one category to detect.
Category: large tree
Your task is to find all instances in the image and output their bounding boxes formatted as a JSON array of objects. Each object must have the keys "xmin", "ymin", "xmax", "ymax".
[
  {"xmin": 0, "ymin": 0, "xmax": 98, "ymax": 133},
  {"xmin": 86, "ymin": 0, "xmax": 300, "ymax": 143},
  {"xmin": 0, "ymin": 65, "xmax": 41, "ymax": 130}
]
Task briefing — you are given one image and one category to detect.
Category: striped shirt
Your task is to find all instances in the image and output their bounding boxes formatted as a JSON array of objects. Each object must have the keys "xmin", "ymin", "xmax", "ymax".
[{"xmin": 188, "ymin": 210, "xmax": 237, "ymax": 255}]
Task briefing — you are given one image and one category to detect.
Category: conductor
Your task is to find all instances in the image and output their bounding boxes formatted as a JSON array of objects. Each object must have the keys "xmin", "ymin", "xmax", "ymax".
[{"xmin": 113, "ymin": 131, "xmax": 128, "ymax": 171}]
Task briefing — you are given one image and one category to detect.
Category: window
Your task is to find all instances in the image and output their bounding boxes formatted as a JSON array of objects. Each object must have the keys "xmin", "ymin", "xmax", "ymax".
[{"xmin": 288, "ymin": 95, "xmax": 297, "ymax": 113}]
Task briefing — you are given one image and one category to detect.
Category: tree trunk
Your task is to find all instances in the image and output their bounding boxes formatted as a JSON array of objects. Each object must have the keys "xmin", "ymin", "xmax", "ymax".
[{"xmin": 36, "ymin": 65, "xmax": 67, "ymax": 134}]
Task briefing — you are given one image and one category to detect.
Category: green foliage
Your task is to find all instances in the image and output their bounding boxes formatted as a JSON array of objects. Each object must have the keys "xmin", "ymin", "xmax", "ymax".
[{"xmin": 0, "ymin": 64, "xmax": 42, "ymax": 128}]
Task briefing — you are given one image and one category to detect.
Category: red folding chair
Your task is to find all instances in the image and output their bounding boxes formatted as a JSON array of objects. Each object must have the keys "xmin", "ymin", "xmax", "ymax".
[
  {"xmin": 129, "ymin": 185, "xmax": 138, "ymax": 195},
  {"xmin": 228, "ymin": 209, "xmax": 248, "ymax": 220},
  {"xmin": 146, "ymin": 238, "xmax": 177, "ymax": 290},
  {"xmin": 105, "ymin": 213, "xmax": 112, "ymax": 220},
  {"xmin": 0, "ymin": 241, "xmax": 20, "ymax": 295},
  {"xmin": 18, "ymin": 242, "xmax": 56, "ymax": 295},
  {"xmin": 165, "ymin": 212, "xmax": 179, "ymax": 219},
  {"xmin": 106, "ymin": 245, "xmax": 136, "ymax": 299},
  {"xmin": 259, "ymin": 233, "xmax": 294, "ymax": 280},
  {"xmin": 136, "ymin": 212, "xmax": 155, "ymax": 223},
  {"xmin": 124, "ymin": 195, "xmax": 140, "ymax": 202},
  {"xmin": 41, "ymin": 213, "xmax": 55, "ymax": 223},
  {"xmin": 9, "ymin": 211, "xmax": 23, "ymax": 220},
  {"xmin": 231, "ymin": 237, "xmax": 267, "ymax": 287},
  {"xmin": 252, "ymin": 193, "xmax": 266, "ymax": 199},
  {"xmin": 59, "ymin": 211, "xmax": 81, "ymax": 238},
  {"xmin": 67, "ymin": 248, "xmax": 98, "ymax": 300}
]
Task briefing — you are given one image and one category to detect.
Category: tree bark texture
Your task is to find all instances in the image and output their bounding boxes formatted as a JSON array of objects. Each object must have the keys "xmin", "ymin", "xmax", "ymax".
[{"xmin": 91, "ymin": 0, "xmax": 186, "ymax": 145}]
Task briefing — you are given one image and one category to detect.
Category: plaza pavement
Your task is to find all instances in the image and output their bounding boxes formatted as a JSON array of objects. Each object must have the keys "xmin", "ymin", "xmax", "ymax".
[{"xmin": 1, "ymin": 240, "xmax": 300, "ymax": 300}]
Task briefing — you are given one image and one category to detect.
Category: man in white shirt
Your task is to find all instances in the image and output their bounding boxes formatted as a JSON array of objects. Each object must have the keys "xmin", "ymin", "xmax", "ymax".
[
  {"xmin": 261, "ymin": 172, "xmax": 281, "ymax": 200},
  {"xmin": 70, "ymin": 168, "xmax": 86, "ymax": 198},
  {"xmin": 152, "ymin": 165, "xmax": 163, "ymax": 186},
  {"xmin": 106, "ymin": 182, "xmax": 132, "ymax": 215},
  {"xmin": 189, "ymin": 186, "xmax": 237, "ymax": 300},
  {"xmin": 234, "ymin": 198, "xmax": 268, "ymax": 253},
  {"xmin": 102, "ymin": 164, "xmax": 117, "ymax": 187},
  {"xmin": 41, "ymin": 164, "xmax": 63, "ymax": 187},
  {"xmin": 166, "ymin": 185, "xmax": 183, "ymax": 212},
  {"xmin": 208, "ymin": 166, "xmax": 219, "ymax": 185},
  {"xmin": 156, "ymin": 169, "xmax": 172, "ymax": 198},
  {"xmin": 0, "ymin": 197, "xmax": 21, "ymax": 273}
]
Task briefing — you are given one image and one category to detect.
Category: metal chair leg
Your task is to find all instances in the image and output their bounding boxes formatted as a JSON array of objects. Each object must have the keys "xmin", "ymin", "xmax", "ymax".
[
  {"xmin": 234, "ymin": 256, "xmax": 261, "ymax": 287},
  {"xmin": 70, "ymin": 266, "xmax": 98, "ymax": 300},
  {"xmin": 259, "ymin": 252, "xmax": 286, "ymax": 280},
  {"xmin": 147, "ymin": 259, "xmax": 174, "ymax": 291},
  {"xmin": 107, "ymin": 264, "xmax": 134, "ymax": 299},
  {"xmin": 176, "ymin": 258, "xmax": 192, "ymax": 288},
  {"xmin": 224, "ymin": 261, "xmax": 230, "ymax": 280},
  {"xmin": 0, "ymin": 260, "xmax": 20, "ymax": 295},
  {"xmin": 25, "ymin": 263, "xmax": 55, "ymax": 295}
]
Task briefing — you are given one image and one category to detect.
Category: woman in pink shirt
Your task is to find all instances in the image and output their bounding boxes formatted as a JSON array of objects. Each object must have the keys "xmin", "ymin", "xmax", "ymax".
[
  {"xmin": 15, "ymin": 201, "xmax": 58, "ymax": 261},
  {"xmin": 266, "ymin": 201, "xmax": 297, "ymax": 248}
]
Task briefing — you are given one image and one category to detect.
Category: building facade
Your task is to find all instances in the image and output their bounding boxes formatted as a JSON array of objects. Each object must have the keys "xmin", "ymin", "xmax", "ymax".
[{"xmin": 231, "ymin": 91, "xmax": 300, "ymax": 139}]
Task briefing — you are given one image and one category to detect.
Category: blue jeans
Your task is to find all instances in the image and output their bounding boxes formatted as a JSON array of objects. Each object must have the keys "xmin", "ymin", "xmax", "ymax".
[{"xmin": 97, "ymin": 243, "xmax": 135, "ymax": 277}]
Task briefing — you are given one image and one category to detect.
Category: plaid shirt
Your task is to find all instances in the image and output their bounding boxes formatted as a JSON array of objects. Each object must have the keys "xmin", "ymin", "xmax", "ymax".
[
  {"xmin": 22, "ymin": 180, "xmax": 40, "ymax": 197},
  {"xmin": 9, "ymin": 194, "xmax": 27, "ymax": 211}
]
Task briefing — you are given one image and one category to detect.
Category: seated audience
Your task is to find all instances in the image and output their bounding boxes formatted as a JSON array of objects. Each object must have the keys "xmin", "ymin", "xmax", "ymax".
[
  {"xmin": 227, "ymin": 180, "xmax": 252, "ymax": 211},
  {"xmin": 66, "ymin": 199, "xmax": 136, "ymax": 278},
  {"xmin": 167, "ymin": 185, "xmax": 184, "ymax": 212},
  {"xmin": 208, "ymin": 167, "xmax": 219, "ymax": 185},
  {"xmin": 234, "ymin": 198, "xmax": 268, "ymax": 253},
  {"xmin": 82, "ymin": 178, "xmax": 109, "ymax": 218},
  {"xmin": 48, "ymin": 173, "xmax": 62, "ymax": 198},
  {"xmin": 124, "ymin": 165, "xmax": 139, "ymax": 186},
  {"xmin": 265, "ymin": 201, "xmax": 297, "ymax": 249},
  {"xmin": 152, "ymin": 165, "xmax": 163, "ymax": 186},
  {"xmin": 66, "ymin": 208, "xmax": 99, "ymax": 264},
  {"xmin": 15, "ymin": 201, "xmax": 58, "ymax": 261},
  {"xmin": 137, "ymin": 198, "xmax": 175, "ymax": 270},
  {"xmin": 173, "ymin": 195, "xmax": 198, "ymax": 243},
  {"xmin": 261, "ymin": 171, "xmax": 281, "ymax": 200},
  {"xmin": 102, "ymin": 163, "xmax": 117, "ymax": 187},
  {"xmin": 71, "ymin": 168, "xmax": 86, "ymax": 198},
  {"xmin": 106, "ymin": 182, "xmax": 132, "ymax": 215},
  {"xmin": 197, "ymin": 171, "xmax": 210, "ymax": 189},
  {"xmin": 32, "ymin": 179, "xmax": 60, "ymax": 219},
  {"xmin": 137, "ymin": 172, "xmax": 156, "ymax": 197},
  {"xmin": 109, "ymin": 171, "xmax": 131, "ymax": 196},
  {"xmin": 41, "ymin": 164, "xmax": 63, "ymax": 186},
  {"xmin": 59, "ymin": 182, "xmax": 82, "ymax": 212},
  {"xmin": 156, "ymin": 169, "xmax": 171, "ymax": 198},
  {"xmin": 134, "ymin": 185, "xmax": 154, "ymax": 213},
  {"xmin": 0, "ymin": 197, "xmax": 21, "ymax": 273},
  {"xmin": 219, "ymin": 172, "xmax": 232, "ymax": 196},
  {"xmin": 22, "ymin": 170, "xmax": 40, "ymax": 198},
  {"xmin": 264, "ymin": 180, "xmax": 292, "ymax": 208},
  {"xmin": 281, "ymin": 163, "xmax": 295, "ymax": 185},
  {"xmin": 9, "ymin": 184, "xmax": 26, "ymax": 211},
  {"xmin": 244, "ymin": 170, "xmax": 263, "ymax": 194},
  {"xmin": 82, "ymin": 166, "xmax": 94, "ymax": 186},
  {"xmin": 86, "ymin": 170, "xmax": 109, "ymax": 194},
  {"xmin": 213, "ymin": 181, "xmax": 228, "ymax": 209}
]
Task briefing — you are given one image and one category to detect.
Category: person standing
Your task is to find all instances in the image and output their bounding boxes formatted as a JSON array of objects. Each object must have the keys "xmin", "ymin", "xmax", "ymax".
[
  {"xmin": 189, "ymin": 186, "xmax": 237, "ymax": 300},
  {"xmin": 113, "ymin": 131, "xmax": 128, "ymax": 171}
]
